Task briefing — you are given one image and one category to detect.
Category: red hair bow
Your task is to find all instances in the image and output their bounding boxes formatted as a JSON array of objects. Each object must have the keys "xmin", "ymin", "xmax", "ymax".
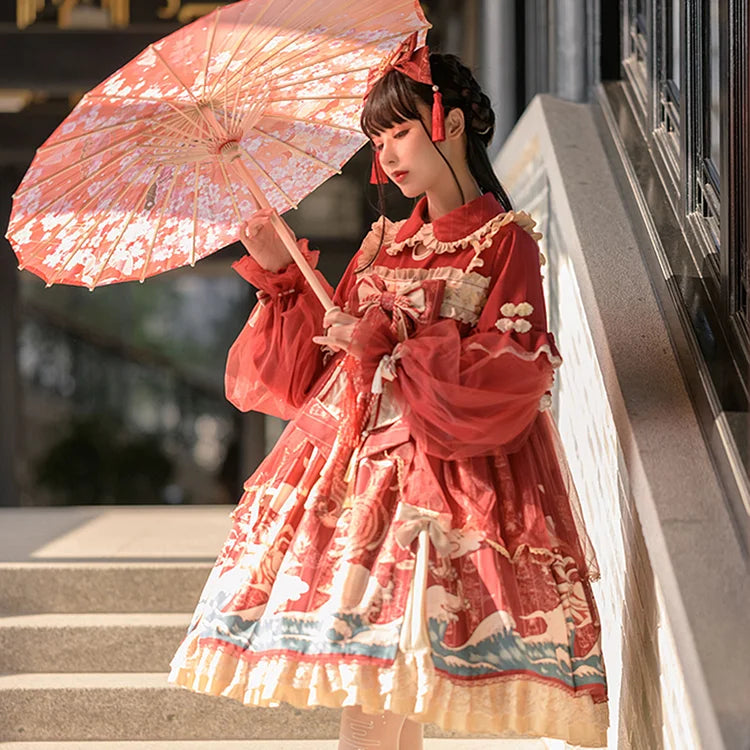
[{"xmin": 366, "ymin": 32, "xmax": 445, "ymax": 184}]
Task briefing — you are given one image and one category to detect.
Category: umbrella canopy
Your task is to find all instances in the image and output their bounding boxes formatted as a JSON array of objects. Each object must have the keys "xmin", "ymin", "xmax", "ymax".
[{"xmin": 6, "ymin": 0, "xmax": 429, "ymax": 294}]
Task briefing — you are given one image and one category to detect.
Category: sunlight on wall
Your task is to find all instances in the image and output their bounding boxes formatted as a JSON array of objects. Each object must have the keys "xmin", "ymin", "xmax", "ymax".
[{"xmin": 497, "ymin": 138, "xmax": 703, "ymax": 749}]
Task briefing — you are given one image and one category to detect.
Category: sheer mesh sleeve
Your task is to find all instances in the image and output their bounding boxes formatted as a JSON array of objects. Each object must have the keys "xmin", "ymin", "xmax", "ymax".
[
  {"xmin": 225, "ymin": 239, "xmax": 332, "ymax": 419},
  {"xmin": 224, "ymin": 239, "xmax": 361, "ymax": 419},
  {"xmin": 351, "ymin": 224, "xmax": 561, "ymax": 460}
]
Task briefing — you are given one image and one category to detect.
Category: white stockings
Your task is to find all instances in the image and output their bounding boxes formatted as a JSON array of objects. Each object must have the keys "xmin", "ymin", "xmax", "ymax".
[
  {"xmin": 337, "ymin": 705, "xmax": 424, "ymax": 750},
  {"xmin": 397, "ymin": 714, "xmax": 425, "ymax": 750}
]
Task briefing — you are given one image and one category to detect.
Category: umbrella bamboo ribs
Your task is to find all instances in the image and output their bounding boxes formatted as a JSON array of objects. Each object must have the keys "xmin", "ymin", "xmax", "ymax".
[
  {"xmin": 229, "ymin": 156, "xmax": 335, "ymax": 311},
  {"xmin": 6, "ymin": 0, "xmax": 431, "ymax": 296}
]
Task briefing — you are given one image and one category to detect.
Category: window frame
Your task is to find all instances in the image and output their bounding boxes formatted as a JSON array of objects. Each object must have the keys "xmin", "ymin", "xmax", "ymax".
[
  {"xmin": 610, "ymin": 0, "xmax": 750, "ymax": 545},
  {"xmin": 620, "ymin": 0, "xmax": 748, "ymax": 370},
  {"xmin": 724, "ymin": 0, "xmax": 750, "ymax": 359}
]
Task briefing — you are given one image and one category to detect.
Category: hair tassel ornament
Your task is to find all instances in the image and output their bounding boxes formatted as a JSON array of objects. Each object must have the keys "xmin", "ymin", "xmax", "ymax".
[
  {"xmin": 431, "ymin": 85, "xmax": 445, "ymax": 142},
  {"xmin": 364, "ymin": 33, "xmax": 446, "ymax": 181},
  {"xmin": 370, "ymin": 148, "xmax": 389, "ymax": 185}
]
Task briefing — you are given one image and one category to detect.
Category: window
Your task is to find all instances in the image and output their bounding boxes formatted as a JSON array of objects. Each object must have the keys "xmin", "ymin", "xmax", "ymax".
[
  {"xmin": 695, "ymin": 0, "xmax": 721, "ymax": 255},
  {"xmin": 622, "ymin": 0, "xmax": 649, "ymax": 115},
  {"xmin": 609, "ymin": 0, "xmax": 750, "ymax": 544},
  {"xmin": 656, "ymin": 0, "xmax": 681, "ymax": 183}
]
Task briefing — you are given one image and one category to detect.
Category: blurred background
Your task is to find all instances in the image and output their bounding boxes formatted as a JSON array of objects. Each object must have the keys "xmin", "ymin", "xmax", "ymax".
[
  {"xmin": 2, "ymin": 4, "xmax": 749, "ymax": 748},
  {"xmin": 0, "ymin": 0, "xmax": 746, "ymax": 526},
  {"xmin": 0, "ymin": 0, "xmax": 579, "ymax": 506}
]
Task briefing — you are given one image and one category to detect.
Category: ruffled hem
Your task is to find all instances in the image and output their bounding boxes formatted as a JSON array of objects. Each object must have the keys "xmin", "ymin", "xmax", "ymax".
[
  {"xmin": 466, "ymin": 329, "xmax": 563, "ymax": 369},
  {"xmin": 168, "ymin": 637, "xmax": 608, "ymax": 747}
]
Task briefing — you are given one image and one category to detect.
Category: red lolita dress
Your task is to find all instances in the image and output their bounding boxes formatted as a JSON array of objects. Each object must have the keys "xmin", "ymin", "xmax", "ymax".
[{"xmin": 168, "ymin": 192, "xmax": 609, "ymax": 747}]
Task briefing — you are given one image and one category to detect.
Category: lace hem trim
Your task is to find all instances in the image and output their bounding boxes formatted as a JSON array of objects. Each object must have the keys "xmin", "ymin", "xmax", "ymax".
[{"xmin": 169, "ymin": 642, "xmax": 608, "ymax": 747}]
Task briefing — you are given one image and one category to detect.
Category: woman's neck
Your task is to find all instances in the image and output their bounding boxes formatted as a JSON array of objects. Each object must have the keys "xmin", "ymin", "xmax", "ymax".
[{"xmin": 424, "ymin": 166, "xmax": 482, "ymax": 222}]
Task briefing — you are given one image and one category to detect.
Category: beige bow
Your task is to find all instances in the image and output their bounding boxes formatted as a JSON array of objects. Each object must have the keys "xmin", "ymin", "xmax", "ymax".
[
  {"xmin": 394, "ymin": 504, "xmax": 452, "ymax": 558},
  {"xmin": 357, "ymin": 276, "xmax": 427, "ymax": 341},
  {"xmin": 371, "ymin": 343, "xmax": 404, "ymax": 395}
]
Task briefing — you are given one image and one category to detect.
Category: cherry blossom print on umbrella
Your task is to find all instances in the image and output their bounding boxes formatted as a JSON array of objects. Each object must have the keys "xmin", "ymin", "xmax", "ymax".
[{"xmin": 5, "ymin": 0, "xmax": 430, "ymax": 298}]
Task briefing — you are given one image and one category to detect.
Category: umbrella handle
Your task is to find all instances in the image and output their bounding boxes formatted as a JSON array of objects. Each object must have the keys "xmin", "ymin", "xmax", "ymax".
[
  {"xmin": 268, "ymin": 211, "xmax": 335, "ymax": 311},
  {"xmin": 229, "ymin": 159, "xmax": 335, "ymax": 312}
]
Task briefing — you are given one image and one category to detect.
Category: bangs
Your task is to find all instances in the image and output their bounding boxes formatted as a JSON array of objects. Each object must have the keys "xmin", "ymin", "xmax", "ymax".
[{"xmin": 360, "ymin": 70, "xmax": 423, "ymax": 138}]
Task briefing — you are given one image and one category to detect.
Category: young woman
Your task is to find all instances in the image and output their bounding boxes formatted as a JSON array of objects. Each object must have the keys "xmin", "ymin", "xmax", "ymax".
[{"xmin": 168, "ymin": 39, "xmax": 609, "ymax": 750}]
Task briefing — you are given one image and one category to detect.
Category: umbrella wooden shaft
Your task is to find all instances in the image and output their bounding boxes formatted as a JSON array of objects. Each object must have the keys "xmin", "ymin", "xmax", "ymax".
[{"xmin": 229, "ymin": 158, "xmax": 335, "ymax": 312}]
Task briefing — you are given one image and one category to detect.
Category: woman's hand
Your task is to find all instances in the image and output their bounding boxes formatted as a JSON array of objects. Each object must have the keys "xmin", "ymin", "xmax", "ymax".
[
  {"xmin": 312, "ymin": 306, "xmax": 364, "ymax": 358},
  {"xmin": 239, "ymin": 208, "xmax": 295, "ymax": 272}
]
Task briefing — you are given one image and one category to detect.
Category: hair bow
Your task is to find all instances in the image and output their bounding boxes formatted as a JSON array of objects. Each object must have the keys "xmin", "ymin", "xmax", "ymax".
[{"xmin": 365, "ymin": 32, "xmax": 446, "ymax": 184}]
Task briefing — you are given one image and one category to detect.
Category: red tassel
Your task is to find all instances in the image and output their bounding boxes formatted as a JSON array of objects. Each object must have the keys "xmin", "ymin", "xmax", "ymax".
[
  {"xmin": 431, "ymin": 86, "xmax": 445, "ymax": 142},
  {"xmin": 370, "ymin": 149, "xmax": 388, "ymax": 184}
]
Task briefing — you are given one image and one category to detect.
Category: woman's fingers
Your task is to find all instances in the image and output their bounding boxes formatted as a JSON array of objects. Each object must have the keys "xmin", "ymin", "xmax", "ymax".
[
  {"xmin": 323, "ymin": 308, "xmax": 356, "ymax": 328},
  {"xmin": 238, "ymin": 225, "xmax": 252, "ymax": 252},
  {"xmin": 243, "ymin": 209, "xmax": 296, "ymax": 249},
  {"xmin": 312, "ymin": 334, "xmax": 342, "ymax": 351},
  {"xmin": 322, "ymin": 306, "xmax": 342, "ymax": 327},
  {"xmin": 239, "ymin": 222, "xmax": 257, "ymax": 243},
  {"xmin": 242, "ymin": 209, "xmax": 273, "ymax": 235},
  {"xmin": 313, "ymin": 319, "xmax": 356, "ymax": 356},
  {"xmin": 243, "ymin": 218, "xmax": 265, "ymax": 236}
]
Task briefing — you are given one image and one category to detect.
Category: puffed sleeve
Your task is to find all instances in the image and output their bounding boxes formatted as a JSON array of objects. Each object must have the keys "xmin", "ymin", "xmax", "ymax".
[
  {"xmin": 224, "ymin": 238, "xmax": 362, "ymax": 419},
  {"xmin": 350, "ymin": 223, "xmax": 561, "ymax": 459}
]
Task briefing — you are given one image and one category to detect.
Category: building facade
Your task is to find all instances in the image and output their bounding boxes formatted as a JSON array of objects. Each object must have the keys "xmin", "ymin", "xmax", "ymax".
[{"xmin": 471, "ymin": 1, "xmax": 748, "ymax": 749}]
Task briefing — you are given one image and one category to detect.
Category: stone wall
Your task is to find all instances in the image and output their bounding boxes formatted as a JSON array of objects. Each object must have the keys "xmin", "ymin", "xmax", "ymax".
[{"xmin": 495, "ymin": 95, "xmax": 708, "ymax": 750}]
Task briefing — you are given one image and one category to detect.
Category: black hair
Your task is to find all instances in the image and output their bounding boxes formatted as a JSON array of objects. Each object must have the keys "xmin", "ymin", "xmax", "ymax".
[{"xmin": 356, "ymin": 52, "xmax": 514, "ymax": 273}]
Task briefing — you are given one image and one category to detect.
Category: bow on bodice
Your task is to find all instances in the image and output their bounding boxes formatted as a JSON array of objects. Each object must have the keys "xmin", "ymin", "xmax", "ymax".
[
  {"xmin": 352, "ymin": 275, "xmax": 445, "ymax": 342},
  {"xmin": 355, "ymin": 275, "xmax": 425, "ymax": 341}
]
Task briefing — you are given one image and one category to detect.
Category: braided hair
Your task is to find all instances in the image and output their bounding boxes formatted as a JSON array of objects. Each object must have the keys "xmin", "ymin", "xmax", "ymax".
[{"xmin": 357, "ymin": 53, "xmax": 513, "ymax": 272}]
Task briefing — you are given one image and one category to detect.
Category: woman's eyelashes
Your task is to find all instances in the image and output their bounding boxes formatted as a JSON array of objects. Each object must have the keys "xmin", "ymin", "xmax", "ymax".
[{"xmin": 372, "ymin": 127, "xmax": 411, "ymax": 152}]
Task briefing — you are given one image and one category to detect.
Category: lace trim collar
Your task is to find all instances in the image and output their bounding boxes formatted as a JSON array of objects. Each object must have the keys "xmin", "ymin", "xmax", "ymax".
[
  {"xmin": 385, "ymin": 209, "xmax": 542, "ymax": 259},
  {"xmin": 354, "ymin": 200, "xmax": 544, "ymax": 273}
]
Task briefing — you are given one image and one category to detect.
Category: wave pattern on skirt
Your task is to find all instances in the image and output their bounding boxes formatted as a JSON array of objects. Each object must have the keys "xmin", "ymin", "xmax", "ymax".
[{"xmin": 168, "ymin": 415, "xmax": 609, "ymax": 748}]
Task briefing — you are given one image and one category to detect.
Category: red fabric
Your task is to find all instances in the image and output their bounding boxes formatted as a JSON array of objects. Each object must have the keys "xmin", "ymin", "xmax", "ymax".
[
  {"xmin": 225, "ymin": 238, "xmax": 339, "ymax": 420},
  {"xmin": 347, "ymin": 223, "xmax": 558, "ymax": 460},
  {"xmin": 222, "ymin": 190, "xmax": 602, "ymax": 627},
  {"xmin": 393, "ymin": 190, "xmax": 499, "ymax": 244},
  {"xmin": 364, "ymin": 31, "xmax": 445, "ymax": 144},
  {"xmin": 364, "ymin": 31, "xmax": 432, "ymax": 97}
]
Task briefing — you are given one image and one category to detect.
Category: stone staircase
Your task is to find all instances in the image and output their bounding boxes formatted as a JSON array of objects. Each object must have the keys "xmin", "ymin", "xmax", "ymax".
[{"xmin": 0, "ymin": 506, "xmax": 553, "ymax": 749}]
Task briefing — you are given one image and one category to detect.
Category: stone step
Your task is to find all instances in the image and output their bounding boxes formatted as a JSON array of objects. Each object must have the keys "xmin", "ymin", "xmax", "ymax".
[
  {"xmin": 0, "ymin": 507, "xmax": 232, "ymax": 566},
  {"xmin": 0, "ymin": 741, "xmax": 553, "ymax": 749},
  {"xmin": 0, "ymin": 613, "xmax": 192, "ymax": 673},
  {"xmin": 0, "ymin": 673, "xmax": 534, "ymax": 744},
  {"xmin": 0, "ymin": 672, "xmax": 338, "ymax": 743},
  {"xmin": 0, "ymin": 563, "xmax": 213, "ymax": 614}
]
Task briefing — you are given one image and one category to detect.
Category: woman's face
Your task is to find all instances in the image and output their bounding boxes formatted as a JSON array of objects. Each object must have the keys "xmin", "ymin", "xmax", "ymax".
[{"xmin": 370, "ymin": 102, "xmax": 450, "ymax": 199}]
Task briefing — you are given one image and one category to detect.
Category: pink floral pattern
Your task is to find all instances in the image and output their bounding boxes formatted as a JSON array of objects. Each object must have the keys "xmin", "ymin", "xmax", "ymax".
[{"xmin": 7, "ymin": 0, "xmax": 429, "ymax": 288}]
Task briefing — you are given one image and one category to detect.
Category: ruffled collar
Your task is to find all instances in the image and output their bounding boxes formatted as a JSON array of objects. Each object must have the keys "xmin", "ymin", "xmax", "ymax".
[
  {"xmin": 354, "ymin": 193, "xmax": 544, "ymax": 272},
  {"xmin": 393, "ymin": 191, "xmax": 504, "ymax": 244}
]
